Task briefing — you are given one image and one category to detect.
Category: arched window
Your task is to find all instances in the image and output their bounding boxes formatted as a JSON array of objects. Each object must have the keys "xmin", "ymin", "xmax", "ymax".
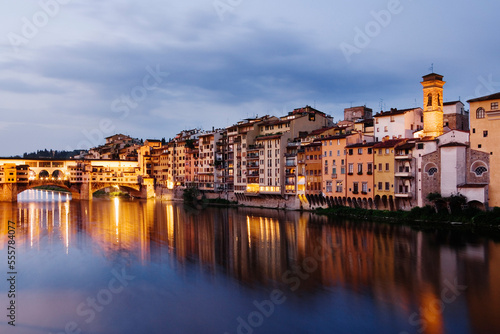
[
  {"xmin": 427, "ymin": 94, "xmax": 432, "ymax": 106},
  {"xmin": 437, "ymin": 94, "xmax": 441, "ymax": 106},
  {"xmin": 425, "ymin": 163, "xmax": 438, "ymax": 176},
  {"xmin": 428, "ymin": 167, "xmax": 438, "ymax": 176},
  {"xmin": 476, "ymin": 107, "xmax": 485, "ymax": 119},
  {"xmin": 474, "ymin": 166, "xmax": 487, "ymax": 176}
]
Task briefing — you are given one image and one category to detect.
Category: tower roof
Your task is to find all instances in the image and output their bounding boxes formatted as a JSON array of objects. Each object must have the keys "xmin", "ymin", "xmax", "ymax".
[{"xmin": 422, "ymin": 73, "xmax": 444, "ymax": 82}]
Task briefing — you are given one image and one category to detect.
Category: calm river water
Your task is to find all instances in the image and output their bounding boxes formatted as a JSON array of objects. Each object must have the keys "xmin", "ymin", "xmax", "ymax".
[{"xmin": 0, "ymin": 189, "xmax": 499, "ymax": 334}]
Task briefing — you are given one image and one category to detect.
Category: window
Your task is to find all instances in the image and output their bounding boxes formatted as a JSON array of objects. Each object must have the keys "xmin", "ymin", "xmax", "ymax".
[
  {"xmin": 390, "ymin": 116, "xmax": 395, "ymax": 122},
  {"xmin": 385, "ymin": 163, "xmax": 390, "ymax": 171},
  {"xmin": 378, "ymin": 163, "xmax": 382, "ymax": 171},
  {"xmin": 476, "ymin": 107, "xmax": 485, "ymax": 119},
  {"xmin": 385, "ymin": 148, "xmax": 390, "ymax": 154},
  {"xmin": 428, "ymin": 167, "xmax": 438, "ymax": 176},
  {"xmin": 357, "ymin": 163, "xmax": 363, "ymax": 174},
  {"xmin": 384, "ymin": 126, "xmax": 388, "ymax": 132},
  {"xmin": 368, "ymin": 148, "xmax": 372, "ymax": 154},
  {"xmin": 341, "ymin": 166, "xmax": 345, "ymax": 174},
  {"xmin": 325, "ymin": 181, "xmax": 332, "ymax": 193},
  {"xmin": 353, "ymin": 182, "xmax": 359, "ymax": 194},
  {"xmin": 478, "ymin": 144, "xmax": 482, "ymax": 149},
  {"xmin": 349, "ymin": 149, "xmax": 353, "ymax": 155},
  {"xmin": 357, "ymin": 148, "xmax": 362, "ymax": 155},
  {"xmin": 325, "ymin": 167, "xmax": 328, "ymax": 174},
  {"xmin": 492, "ymin": 102, "xmax": 498, "ymax": 110},
  {"xmin": 336, "ymin": 181, "xmax": 343, "ymax": 193},
  {"xmin": 484, "ymin": 130, "xmax": 488, "ymax": 137},
  {"xmin": 348, "ymin": 163, "xmax": 354, "ymax": 174},
  {"xmin": 417, "ymin": 143, "xmax": 424, "ymax": 150},
  {"xmin": 332, "ymin": 167, "xmax": 337, "ymax": 176},
  {"xmin": 329, "ymin": 151, "xmax": 332, "ymax": 157},
  {"xmin": 367, "ymin": 163, "xmax": 373, "ymax": 174},
  {"xmin": 385, "ymin": 182, "xmax": 390, "ymax": 190},
  {"xmin": 378, "ymin": 182, "xmax": 383, "ymax": 190},
  {"xmin": 474, "ymin": 166, "xmax": 487, "ymax": 176},
  {"xmin": 427, "ymin": 93, "xmax": 432, "ymax": 106},
  {"xmin": 337, "ymin": 150, "xmax": 340, "ymax": 156},
  {"xmin": 362, "ymin": 182, "xmax": 368, "ymax": 193}
]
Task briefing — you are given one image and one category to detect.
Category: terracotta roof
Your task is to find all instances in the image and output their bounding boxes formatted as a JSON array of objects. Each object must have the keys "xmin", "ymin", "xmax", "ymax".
[
  {"xmin": 373, "ymin": 107, "xmax": 419, "ymax": 117},
  {"xmin": 319, "ymin": 134, "xmax": 348, "ymax": 141},
  {"xmin": 443, "ymin": 100, "xmax": 463, "ymax": 106},
  {"xmin": 396, "ymin": 142, "xmax": 415, "ymax": 150},
  {"xmin": 373, "ymin": 139, "xmax": 405, "ymax": 148},
  {"xmin": 439, "ymin": 142, "xmax": 468, "ymax": 148},
  {"xmin": 345, "ymin": 142, "xmax": 375, "ymax": 148},
  {"xmin": 467, "ymin": 92, "xmax": 500, "ymax": 103},
  {"xmin": 309, "ymin": 127, "xmax": 334, "ymax": 135}
]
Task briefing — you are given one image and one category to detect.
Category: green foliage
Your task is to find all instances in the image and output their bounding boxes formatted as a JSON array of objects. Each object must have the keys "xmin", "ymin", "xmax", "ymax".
[
  {"xmin": 182, "ymin": 186, "xmax": 202, "ymax": 205},
  {"xmin": 185, "ymin": 139, "xmax": 195, "ymax": 149},
  {"xmin": 426, "ymin": 192, "xmax": 442, "ymax": 202},
  {"xmin": 317, "ymin": 204, "xmax": 500, "ymax": 227}
]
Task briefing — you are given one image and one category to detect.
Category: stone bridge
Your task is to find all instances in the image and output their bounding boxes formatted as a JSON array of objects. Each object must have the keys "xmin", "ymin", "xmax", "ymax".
[{"xmin": 0, "ymin": 158, "xmax": 154, "ymax": 202}]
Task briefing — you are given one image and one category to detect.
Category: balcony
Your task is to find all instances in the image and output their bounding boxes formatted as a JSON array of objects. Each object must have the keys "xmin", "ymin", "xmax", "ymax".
[
  {"xmin": 395, "ymin": 167, "xmax": 414, "ymax": 178},
  {"xmin": 247, "ymin": 144, "xmax": 264, "ymax": 151},
  {"xmin": 331, "ymin": 174, "xmax": 337, "ymax": 179},
  {"xmin": 395, "ymin": 192, "xmax": 413, "ymax": 198},
  {"xmin": 247, "ymin": 154, "xmax": 259, "ymax": 160},
  {"xmin": 395, "ymin": 153, "xmax": 412, "ymax": 160}
]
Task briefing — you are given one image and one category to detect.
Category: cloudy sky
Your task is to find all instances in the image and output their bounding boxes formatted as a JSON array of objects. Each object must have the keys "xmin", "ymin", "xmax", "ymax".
[{"xmin": 1, "ymin": 0, "xmax": 499, "ymax": 156}]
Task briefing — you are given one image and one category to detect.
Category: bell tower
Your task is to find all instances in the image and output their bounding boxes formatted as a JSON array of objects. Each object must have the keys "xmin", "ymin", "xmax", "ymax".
[{"xmin": 421, "ymin": 73, "xmax": 445, "ymax": 138}]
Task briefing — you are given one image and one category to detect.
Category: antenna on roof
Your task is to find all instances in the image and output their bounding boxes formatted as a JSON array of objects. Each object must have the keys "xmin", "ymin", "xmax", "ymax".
[
  {"xmin": 429, "ymin": 63, "xmax": 434, "ymax": 73},
  {"xmin": 379, "ymin": 99, "xmax": 385, "ymax": 111}
]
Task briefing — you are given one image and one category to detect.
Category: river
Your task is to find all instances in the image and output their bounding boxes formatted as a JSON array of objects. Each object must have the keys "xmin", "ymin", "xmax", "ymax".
[{"xmin": 0, "ymin": 189, "xmax": 499, "ymax": 334}]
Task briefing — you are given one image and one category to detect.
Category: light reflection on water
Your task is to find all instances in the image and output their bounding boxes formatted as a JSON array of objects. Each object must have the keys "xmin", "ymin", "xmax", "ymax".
[{"xmin": 0, "ymin": 190, "xmax": 499, "ymax": 334}]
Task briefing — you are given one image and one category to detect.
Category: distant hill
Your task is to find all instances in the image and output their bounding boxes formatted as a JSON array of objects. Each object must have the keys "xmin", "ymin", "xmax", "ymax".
[{"xmin": 18, "ymin": 149, "xmax": 82, "ymax": 160}]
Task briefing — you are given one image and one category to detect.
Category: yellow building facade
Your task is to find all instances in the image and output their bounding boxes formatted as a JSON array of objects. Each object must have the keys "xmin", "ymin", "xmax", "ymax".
[
  {"xmin": 468, "ymin": 92, "xmax": 500, "ymax": 207},
  {"xmin": 373, "ymin": 139, "xmax": 404, "ymax": 210}
]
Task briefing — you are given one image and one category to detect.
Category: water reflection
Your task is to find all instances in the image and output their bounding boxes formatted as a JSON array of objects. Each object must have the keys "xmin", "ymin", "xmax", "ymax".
[{"xmin": 0, "ymin": 194, "xmax": 499, "ymax": 333}]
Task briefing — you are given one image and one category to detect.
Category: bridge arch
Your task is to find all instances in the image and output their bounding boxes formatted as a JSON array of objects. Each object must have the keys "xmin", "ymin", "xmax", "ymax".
[
  {"xmin": 51, "ymin": 170, "xmax": 65, "ymax": 180},
  {"xmin": 39, "ymin": 170, "xmax": 50, "ymax": 179}
]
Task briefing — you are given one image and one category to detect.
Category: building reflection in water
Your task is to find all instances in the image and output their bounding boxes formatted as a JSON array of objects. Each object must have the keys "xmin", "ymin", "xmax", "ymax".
[{"xmin": 0, "ymin": 193, "xmax": 499, "ymax": 333}]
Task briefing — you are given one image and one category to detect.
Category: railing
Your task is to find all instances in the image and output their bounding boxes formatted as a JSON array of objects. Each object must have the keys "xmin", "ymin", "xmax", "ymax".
[{"xmin": 395, "ymin": 153, "xmax": 412, "ymax": 160}]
